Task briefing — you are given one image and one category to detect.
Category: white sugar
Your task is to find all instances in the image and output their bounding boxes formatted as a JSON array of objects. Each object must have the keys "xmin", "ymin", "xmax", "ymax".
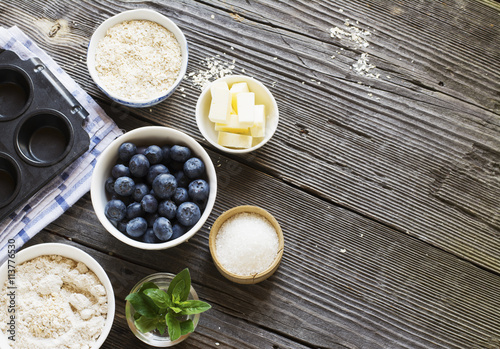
[{"xmin": 215, "ymin": 212, "xmax": 279, "ymax": 276}]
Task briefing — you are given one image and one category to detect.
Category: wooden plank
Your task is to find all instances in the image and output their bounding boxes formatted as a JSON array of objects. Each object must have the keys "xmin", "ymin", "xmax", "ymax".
[
  {"xmin": 40, "ymin": 150, "xmax": 500, "ymax": 349},
  {"xmin": 2, "ymin": 0, "xmax": 498, "ymax": 272},
  {"xmin": 1, "ymin": 1, "xmax": 499, "ymax": 347},
  {"xmin": 23, "ymin": 233, "xmax": 312, "ymax": 349}
]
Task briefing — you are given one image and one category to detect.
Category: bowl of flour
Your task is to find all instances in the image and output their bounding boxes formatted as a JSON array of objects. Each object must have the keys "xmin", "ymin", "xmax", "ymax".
[
  {"xmin": 0, "ymin": 243, "xmax": 115, "ymax": 349},
  {"xmin": 87, "ymin": 9, "xmax": 188, "ymax": 108}
]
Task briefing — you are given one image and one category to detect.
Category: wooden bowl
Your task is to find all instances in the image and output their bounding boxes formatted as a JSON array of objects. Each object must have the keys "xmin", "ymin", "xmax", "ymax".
[{"xmin": 209, "ymin": 205, "xmax": 284, "ymax": 284}]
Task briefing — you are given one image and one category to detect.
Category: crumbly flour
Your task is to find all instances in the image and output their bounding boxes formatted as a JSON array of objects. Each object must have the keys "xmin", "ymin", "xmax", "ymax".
[
  {"xmin": 0, "ymin": 255, "xmax": 108, "ymax": 349},
  {"xmin": 95, "ymin": 19, "xmax": 182, "ymax": 100}
]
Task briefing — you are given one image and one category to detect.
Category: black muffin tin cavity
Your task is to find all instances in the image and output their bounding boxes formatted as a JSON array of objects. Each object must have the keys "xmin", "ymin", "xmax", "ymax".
[{"xmin": 0, "ymin": 49, "xmax": 90, "ymax": 221}]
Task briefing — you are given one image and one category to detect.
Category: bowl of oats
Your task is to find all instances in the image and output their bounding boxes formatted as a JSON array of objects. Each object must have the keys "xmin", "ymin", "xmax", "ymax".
[
  {"xmin": 87, "ymin": 9, "xmax": 188, "ymax": 107},
  {"xmin": 0, "ymin": 243, "xmax": 115, "ymax": 348}
]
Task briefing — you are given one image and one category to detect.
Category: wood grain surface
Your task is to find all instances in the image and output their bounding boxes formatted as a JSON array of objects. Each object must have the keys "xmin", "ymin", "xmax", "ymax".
[{"xmin": 1, "ymin": 0, "xmax": 499, "ymax": 348}]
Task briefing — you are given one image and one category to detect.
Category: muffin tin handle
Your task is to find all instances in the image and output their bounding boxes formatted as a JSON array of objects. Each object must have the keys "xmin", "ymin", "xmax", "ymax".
[{"xmin": 28, "ymin": 57, "xmax": 89, "ymax": 123}]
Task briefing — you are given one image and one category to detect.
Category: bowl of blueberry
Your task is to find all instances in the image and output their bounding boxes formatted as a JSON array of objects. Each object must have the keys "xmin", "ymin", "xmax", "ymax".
[{"xmin": 90, "ymin": 126, "xmax": 217, "ymax": 250}]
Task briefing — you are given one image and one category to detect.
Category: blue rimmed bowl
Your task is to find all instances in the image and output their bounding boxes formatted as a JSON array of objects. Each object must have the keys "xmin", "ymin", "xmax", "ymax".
[{"xmin": 86, "ymin": 9, "xmax": 188, "ymax": 108}]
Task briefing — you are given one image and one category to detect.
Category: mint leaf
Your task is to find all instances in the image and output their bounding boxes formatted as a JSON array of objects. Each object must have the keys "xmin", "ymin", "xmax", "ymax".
[
  {"xmin": 177, "ymin": 300, "xmax": 212, "ymax": 315},
  {"xmin": 180, "ymin": 319, "xmax": 194, "ymax": 336},
  {"xmin": 137, "ymin": 281, "xmax": 159, "ymax": 294},
  {"xmin": 126, "ymin": 269, "xmax": 210, "ymax": 338},
  {"xmin": 156, "ymin": 319, "xmax": 166, "ymax": 335},
  {"xmin": 170, "ymin": 306, "xmax": 182, "ymax": 313},
  {"xmin": 134, "ymin": 315, "xmax": 159, "ymax": 333},
  {"xmin": 172, "ymin": 279, "xmax": 185, "ymax": 303},
  {"xmin": 167, "ymin": 268, "xmax": 191, "ymax": 301},
  {"xmin": 126, "ymin": 292, "xmax": 159, "ymax": 318},
  {"xmin": 144, "ymin": 288, "xmax": 172, "ymax": 309},
  {"xmin": 166, "ymin": 312, "xmax": 181, "ymax": 341}
]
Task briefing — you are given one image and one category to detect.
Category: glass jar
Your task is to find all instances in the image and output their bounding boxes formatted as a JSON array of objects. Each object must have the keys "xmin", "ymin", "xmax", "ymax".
[{"xmin": 125, "ymin": 272, "xmax": 200, "ymax": 347}]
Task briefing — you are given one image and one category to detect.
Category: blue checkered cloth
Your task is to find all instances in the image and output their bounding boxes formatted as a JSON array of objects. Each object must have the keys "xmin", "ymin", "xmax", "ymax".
[{"xmin": 0, "ymin": 26, "xmax": 123, "ymax": 264}]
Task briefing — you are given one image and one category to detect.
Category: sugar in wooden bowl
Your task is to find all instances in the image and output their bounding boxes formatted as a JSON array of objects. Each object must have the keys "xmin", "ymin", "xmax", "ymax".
[{"xmin": 209, "ymin": 205, "xmax": 284, "ymax": 284}]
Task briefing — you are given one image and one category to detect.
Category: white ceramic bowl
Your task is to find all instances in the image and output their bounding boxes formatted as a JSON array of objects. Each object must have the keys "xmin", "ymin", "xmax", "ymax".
[
  {"xmin": 86, "ymin": 9, "xmax": 188, "ymax": 108},
  {"xmin": 91, "ymin": 126, "xmax": 217, "ymax": 250},
  {"xmin": 195, "ymin": 75, "xmax": 279, "ymax": 154},
  {"xmin": 0, "ymin": 243, "xmax": 115, "ymax": 348}
]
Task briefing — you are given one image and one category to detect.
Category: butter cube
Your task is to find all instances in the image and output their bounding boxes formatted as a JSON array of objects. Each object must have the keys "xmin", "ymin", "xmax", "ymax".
[
  {"xmin": 218, "ymin": 131, "xmax": 253, "ymax": 149},
  {"xmin": 250, "ymin": 104, "xmax": 266, "ymax": 137},
  {"xmin": 236, "ymin": 92, "xmax": 255, "ymax": 127},
  {"xmin": 208, "ymin": 82, "xmax": 231, "ymax": 123},
  {"xmin": 229, "ymin": 82, "xmax": 249, "ymax": 112},
  {"xmin": 215, "ymin": 114, "xmax": 250, "ymax": 134}
]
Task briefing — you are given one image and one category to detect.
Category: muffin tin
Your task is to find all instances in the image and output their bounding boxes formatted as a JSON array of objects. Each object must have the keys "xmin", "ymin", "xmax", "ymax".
[{"xmin": 0, "ymin": 49, "xmax": 90, "ymax": 221}]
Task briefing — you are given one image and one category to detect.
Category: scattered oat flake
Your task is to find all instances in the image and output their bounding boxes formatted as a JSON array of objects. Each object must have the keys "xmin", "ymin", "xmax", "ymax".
[
  {"xmin": 352, "ymin": 53, "xmax": 380, "ymax": 78},
  {"xmin": 329, "ymin": 22, "xmax": 371, "ymax": 48},
  {"xmin": 211, "ymin": 14, "xmax": 215, "ymax": 19},
  {"xmin": 340, "ymin": 248, "xmax": 347, "ymax": 253},
  {"xmin": 186, "ymin": 56, "xmax": 235, "ymax": 90}
]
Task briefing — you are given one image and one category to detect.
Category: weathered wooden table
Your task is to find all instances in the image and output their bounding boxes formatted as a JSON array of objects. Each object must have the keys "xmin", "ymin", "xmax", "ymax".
[{"xmin": 1, "ymin": 0, "xmax": 499, "ymax": 348}]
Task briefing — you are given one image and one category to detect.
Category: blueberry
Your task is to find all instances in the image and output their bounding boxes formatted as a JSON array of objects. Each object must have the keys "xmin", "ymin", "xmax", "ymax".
[
  {"xmin": 173, "ymin": 187, "xmax": 189, "ymax": 206},
  {"xmin": 157, "ymin": 200, "xmax": 176, "ymax": 220},
  {"xmin": 117, "ymin": 220, "xmax": 128, "ymax": 234},
  {"xmin": 170, "ymin": 145, "xmax": 191, "ymax": 162},
  {"xmin": 114, "ymin": 177, "xmax": 135, "ymax": 196},
  {"xmin": 126, "ymin": 217, "xmax": 148, "ymax": 238},
  {"xmin": 176, "ymin": 202, "xmax": 201, "ymax": 227},
  {"xmin": 153, "ymin": 217, "xmax": 173, "ymax": 241},
  {"xmin": 127, "ymin": 202, "xmax": 144, "ymax": 220},
  {"xmin": 143, "ymin": 228, "xmax": 160, "ymax": 243},
  {"xmin": 161, "ymin": 146, "xmax": 171, "ymax": 164},
  {"xmin": 105, "ymin": 177, "xmax": 115, "ymax": 194},
  {"xmin": 112, "ymin": 164, "xmax": 130, "ymax": 179},
  {"xmin": 118, "ymin": 142, "xmax": 137, "ymax": 162},
  {"xmin": 144, "ymin": 145, "xmax": 163, "ymax": 165},
  {"xmin": 111, "ymin": 193, "xmax": 132, "ymax": 206},
  {"xmin": 146, "ymin": 212, "xmax": 159, "ymax": 227},
  {"xmin": 174, "ymin": 171, "xmax": 190, "ymax": 188},
  {"xmin": 170, "ymin": 223, "xmax": 186, "ymax": 240},
  {"xmin": 141, "ymin": 194, "xmax": 158, "ymax": 213},
  {"xmin": 132, "ymin": 183, "xmax": 149, "ymax": 202},
  {"xmin": 183, "ymin": 158, "xmax": 205, "ymax": 179},
  {"xmin": 129, "ymin": 154, "xmax": 150, "ymax": 178},
  {"xmin": 152, "ymin": 173, "xmax": 177, "ymax": 199},
  {"xmin": 105, "ymin": 199, "xmax": 127, "ymax": 221},
  {"xmin": 188, "ymin": 179, "xmax": 209, "ymax": 202},
  {"xmin": 146, "ymin": 164, "xmax": 169, "ymax": 184}
]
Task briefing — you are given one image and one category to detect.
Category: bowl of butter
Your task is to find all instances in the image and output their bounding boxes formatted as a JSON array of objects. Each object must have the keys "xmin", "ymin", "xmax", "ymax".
[{"xmin": 195, "ymin": 75, "xmax": 279, "ymax": 153}]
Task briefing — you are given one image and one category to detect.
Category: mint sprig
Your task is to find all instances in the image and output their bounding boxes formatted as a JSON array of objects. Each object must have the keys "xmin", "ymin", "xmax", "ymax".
[{"xmin": 126, "ymin": 269, "xmax": 211, "ymax": 341}]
